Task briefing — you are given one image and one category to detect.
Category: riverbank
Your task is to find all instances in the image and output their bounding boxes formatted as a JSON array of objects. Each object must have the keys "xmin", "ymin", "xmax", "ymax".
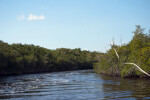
[
  {"xmin": 0, "ymin": 68, "xmax": 93, "ymax": 77},
  {"xmin": 0, "ymin": 40, "xmax": 100, "ymax": 77},
  {"xmin": 93, "ymin": 25, "xmax": 150, "ymax": 78}
]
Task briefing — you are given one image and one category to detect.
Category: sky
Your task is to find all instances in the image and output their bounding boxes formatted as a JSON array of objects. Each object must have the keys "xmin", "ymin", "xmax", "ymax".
[{"xmin": 0, "ymin": 0, "xmax": 150, "ymax": 52}]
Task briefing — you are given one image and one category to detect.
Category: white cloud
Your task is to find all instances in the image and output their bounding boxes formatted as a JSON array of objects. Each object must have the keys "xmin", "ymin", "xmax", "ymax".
[
  {"xmin": 17, "ymin": 15, "xmax": 24, "ymax": 21},
  {"xmin": 27, "ymin": 14, "xmax": 45, "ymax": 20}
]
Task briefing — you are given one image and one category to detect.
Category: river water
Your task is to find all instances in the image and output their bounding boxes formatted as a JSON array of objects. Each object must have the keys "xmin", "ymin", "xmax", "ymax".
[{"xmin": 0, "ymin": 70, "xmax": 150, "ymax": 100}]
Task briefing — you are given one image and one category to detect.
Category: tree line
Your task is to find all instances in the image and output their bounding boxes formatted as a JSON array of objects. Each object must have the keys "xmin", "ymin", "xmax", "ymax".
[
  {"xmin": 94, "ymin": 25, "xmax": 150, "ymax": 78},
  {"xmin": 0, "ymin": 41, "xmax": 100, "ymax": 76}
]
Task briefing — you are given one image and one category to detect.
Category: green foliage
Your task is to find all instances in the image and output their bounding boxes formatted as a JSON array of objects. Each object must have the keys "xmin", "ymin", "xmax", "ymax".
[
  {"xmin": 94, "ymin": 25, "xmax": 150, "ymax": 78},
  {"xmin": 0, "ymin": 41, "xmax": 100, "ymax": 76}
]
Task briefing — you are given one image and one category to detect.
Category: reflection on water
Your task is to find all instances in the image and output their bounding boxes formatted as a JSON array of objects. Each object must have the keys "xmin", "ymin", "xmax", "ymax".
[
  {"xmin": 99, "ymin": 74, "xmax": 150, "ymax": 99},
  {"xmin": 0, "ymin": 70, "xmax": 150, "ymax": 100}
]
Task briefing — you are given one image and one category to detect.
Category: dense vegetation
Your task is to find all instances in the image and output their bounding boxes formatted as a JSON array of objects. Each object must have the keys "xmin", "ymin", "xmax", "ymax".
[
  {"xmin": 0, "ymin": 41, "xmax": 99, "ymax": 76},
  {"xmin": 94, "ymin": 25, "xmax": 150, "ymax": 78},
  {"xmin": 1, "ymin": 25, "xmax": 149, "ymax": 78}
]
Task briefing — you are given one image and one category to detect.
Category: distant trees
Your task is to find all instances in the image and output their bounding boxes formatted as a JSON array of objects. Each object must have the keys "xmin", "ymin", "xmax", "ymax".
[
  {"xmin": 94, "ymin": 25, "xmax": 150, "ymax": 78},
  {"xmin": 0, "ymin": 41, "xmax": 100, "ymax": 76}
]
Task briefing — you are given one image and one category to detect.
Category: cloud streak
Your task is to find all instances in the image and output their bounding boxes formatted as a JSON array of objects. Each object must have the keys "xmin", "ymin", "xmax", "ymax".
[
  {"xmin": 17, "ymin": 15, "xmax": 25, "ymax": 21},
  {"xmin": 17, "ymin": 14, "xmax": 45, "ymax": 21},
  {"xmin": 27, "ymin": 14, "xmax": 45, "ymax": 20}
]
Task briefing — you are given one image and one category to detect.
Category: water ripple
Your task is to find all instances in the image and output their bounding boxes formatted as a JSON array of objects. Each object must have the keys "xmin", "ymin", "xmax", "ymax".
[{"xmin": 0, "ymin": 70, "xmax": 150, "ymax": 100}]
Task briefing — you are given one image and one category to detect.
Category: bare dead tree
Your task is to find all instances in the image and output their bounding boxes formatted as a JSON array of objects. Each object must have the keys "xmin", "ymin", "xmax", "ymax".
[
  {"xmin": 125, "ymin": 63, "xmax": 150, "ymax": 77},
  {"xmin": 111, "ymin": 46, "xmax": 150, "ymax": 77}
]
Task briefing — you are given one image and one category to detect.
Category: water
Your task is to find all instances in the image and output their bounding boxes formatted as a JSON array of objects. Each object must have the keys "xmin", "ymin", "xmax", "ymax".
[{"xmin": 0, "ymin": 70, "xmax": 150, "ymax": 100}]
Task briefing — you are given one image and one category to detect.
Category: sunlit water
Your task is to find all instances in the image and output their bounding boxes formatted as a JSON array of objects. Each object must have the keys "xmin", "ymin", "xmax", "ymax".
[{"xmin": 0, "ymin": 70, "xmax": 150, "ymax": 100}]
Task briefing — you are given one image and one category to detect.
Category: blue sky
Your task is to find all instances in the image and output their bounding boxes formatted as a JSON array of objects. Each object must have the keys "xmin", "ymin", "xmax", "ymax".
[{"xmin": 0, "ymin": 0, "xmax": 150, "ymax": 52}]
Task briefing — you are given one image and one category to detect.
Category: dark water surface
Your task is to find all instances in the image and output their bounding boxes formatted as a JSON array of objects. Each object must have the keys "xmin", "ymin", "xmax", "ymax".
[{"xmin": 0, "ymin": 70, "xmax": 150, "ymax": 100}]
